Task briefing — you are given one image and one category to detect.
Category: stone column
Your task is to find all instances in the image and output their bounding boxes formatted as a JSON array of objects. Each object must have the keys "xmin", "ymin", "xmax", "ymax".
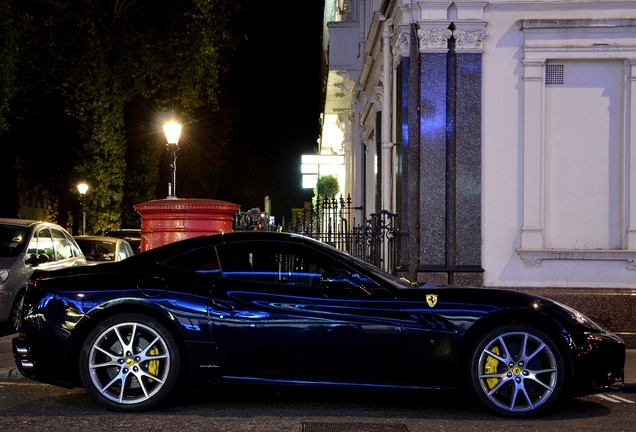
[
  {"xmin": 417, "ymin": 22, "xmax": 452, "ymax": 284},
  {"xmin": 628, "ymin": 59, "xmax": 636, "ymax": 249},
  {"xmin": 451, "ymin": 22, "xmax": 487, "ymax": 286}
]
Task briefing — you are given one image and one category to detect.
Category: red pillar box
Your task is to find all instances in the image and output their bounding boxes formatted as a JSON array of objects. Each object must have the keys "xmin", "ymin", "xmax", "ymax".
[{"xmin": 134, "ymin": 198, "xmax": 241, "ymax": 252}]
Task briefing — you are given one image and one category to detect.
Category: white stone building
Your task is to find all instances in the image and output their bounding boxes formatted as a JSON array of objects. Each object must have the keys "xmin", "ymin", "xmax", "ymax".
[{"xmin": 320, "ymin": 1, "xmax": 636, "ymax": 340}]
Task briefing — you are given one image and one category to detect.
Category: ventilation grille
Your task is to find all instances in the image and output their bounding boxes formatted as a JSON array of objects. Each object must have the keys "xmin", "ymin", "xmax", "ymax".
[{"xmin": 546, "ymin": 64, "xmax": 564, "ymax": 85}]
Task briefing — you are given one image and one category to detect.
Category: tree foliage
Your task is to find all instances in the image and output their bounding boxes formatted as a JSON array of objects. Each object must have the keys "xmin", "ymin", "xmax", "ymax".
[
  {"xmin": 316, "ymin": 175, "xmax": 340, "ymax": 200},
  {"xmin": 0, "ymin": 0, "xmax": 243, "ymax": 232},
  {"xmin": 0, "ymin": 0, "xmax": 17, "ymax": 132}
]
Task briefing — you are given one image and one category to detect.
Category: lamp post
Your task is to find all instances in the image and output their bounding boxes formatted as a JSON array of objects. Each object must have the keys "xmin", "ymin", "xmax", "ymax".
[
  {"xmin": 77, "ymin": 183, "xmax": 88, "ymax": 235},
  {"xmin": 163, "ymin": 121, "xmax": 182, "ymax": 198}
]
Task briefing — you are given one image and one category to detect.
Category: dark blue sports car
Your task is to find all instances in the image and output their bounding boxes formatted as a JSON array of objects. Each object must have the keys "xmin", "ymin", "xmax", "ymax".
[{"xmin": 13, "ymin": 232, "xmax": 624, "ymax": 417}]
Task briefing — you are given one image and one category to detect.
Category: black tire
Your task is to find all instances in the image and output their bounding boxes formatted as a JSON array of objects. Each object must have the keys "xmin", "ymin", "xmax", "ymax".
[
  {"xmin": 3, "ymin": 290, "xmax": 24, "ymax": 335},
  {"xmin": 79, "ymin": 313, "xmax": 181, "ymax": 412},
  {"xmin": 467, "ymin": 324, "xmax": 566, "ymax": 418}
]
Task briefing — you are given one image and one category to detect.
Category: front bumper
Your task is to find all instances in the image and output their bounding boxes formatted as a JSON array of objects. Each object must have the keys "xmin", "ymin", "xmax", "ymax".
[{"xmin": 569, "ymin": 331, "xmax": 625, "ymax": 396}]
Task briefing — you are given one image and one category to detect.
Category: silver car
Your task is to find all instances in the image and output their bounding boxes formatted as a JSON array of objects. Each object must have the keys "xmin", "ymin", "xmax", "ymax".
[{"xmin": 0, "ymin": 219, "xmax": 86, "ymax": 332}]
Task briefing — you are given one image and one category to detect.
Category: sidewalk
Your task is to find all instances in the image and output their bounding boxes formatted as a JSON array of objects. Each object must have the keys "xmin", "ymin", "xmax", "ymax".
[{"xmin": 1, "ymin": 333, "xmax": 635, "ymax": 382}]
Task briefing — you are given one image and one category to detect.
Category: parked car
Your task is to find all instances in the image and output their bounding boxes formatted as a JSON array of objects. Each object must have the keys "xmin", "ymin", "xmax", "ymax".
[
  {"xmin": 74, "ymin": 236, "xmax": 134, "ymax": 264},
  {"xmin": 0, "ymin": 219, "xmax": 86, "ymax": 332},
  {"xmin": 103, "ymin": 229, "xmax": 141, "ymax": 253},
  {"xmin": 13, "ymin": 232, "xmax": 624, "ymax": 417}
]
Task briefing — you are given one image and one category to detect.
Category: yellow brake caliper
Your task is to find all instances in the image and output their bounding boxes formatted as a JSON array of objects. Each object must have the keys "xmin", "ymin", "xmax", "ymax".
[
  {"xmin": 484, "ymin": 345, "xmax": 500, "ymax": 389},
  {"xmin": 147, "ymin": 346, "xmax": 159, "ymax": 381}
]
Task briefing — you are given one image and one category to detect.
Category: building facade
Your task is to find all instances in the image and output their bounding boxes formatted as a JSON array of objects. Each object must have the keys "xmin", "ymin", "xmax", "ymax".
[{"xmin": 320, "ymin": 1, "xmax": 636, "ymax": 342}]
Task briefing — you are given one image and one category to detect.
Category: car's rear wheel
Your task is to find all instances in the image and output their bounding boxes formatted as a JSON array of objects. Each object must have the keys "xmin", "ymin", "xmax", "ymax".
[
  {"xmin": 79, "ymin": 313, "xmax": 181, "ymax": 412},
  {"xmin": 467, "ymin": 324, "xmax": 566, "ymax": 418}
]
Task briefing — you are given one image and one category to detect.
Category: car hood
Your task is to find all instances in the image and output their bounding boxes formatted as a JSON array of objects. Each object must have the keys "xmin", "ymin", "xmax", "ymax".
[{"xmin": 395, "ymin": 285, "xmax": 609, "ymax": 335}]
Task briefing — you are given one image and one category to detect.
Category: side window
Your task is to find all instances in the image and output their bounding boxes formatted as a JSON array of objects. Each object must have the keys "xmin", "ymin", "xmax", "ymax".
[
  {"xmin": 216, "ymin": 242, "xmax": 332, "ymax": 288},
  {"xmin": 164, "ymin": 246, "xmax": 221, "ymax": 276},
  {"xmin": 63, "ymin": 230, "xmax": 82, "ymax": 258},
  {"xmin": 27, "ymin": 229, "xmax": 55, "ymax": 262},
  {"xmin": 51, "ymin": 229, "xmax": 73, "ymax": 261},
  {"xmin": 118, "ymin": 241, "xmax": 134, "ymax": 261}
]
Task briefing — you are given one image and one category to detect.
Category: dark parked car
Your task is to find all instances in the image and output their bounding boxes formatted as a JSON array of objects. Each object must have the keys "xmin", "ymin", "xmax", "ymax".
[
  {"xmin": 0, "ymin": 219, "xmax": 86, "ymax": 332},
  {"xmin": 13, "ymin": 232, "xmax": 624, "ymax": 417}
]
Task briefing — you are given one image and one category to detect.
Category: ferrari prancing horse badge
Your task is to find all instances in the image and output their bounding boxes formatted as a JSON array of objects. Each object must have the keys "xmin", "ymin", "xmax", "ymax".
[{"xmin": 426, "ymin": 294, "xmax": 438, "ymax": 308}]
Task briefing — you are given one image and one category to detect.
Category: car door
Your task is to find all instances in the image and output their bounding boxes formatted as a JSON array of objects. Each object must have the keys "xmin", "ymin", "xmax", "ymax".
[{"xmin": 209, "ymin": 240, "xmax": 403, "ymax": 383}]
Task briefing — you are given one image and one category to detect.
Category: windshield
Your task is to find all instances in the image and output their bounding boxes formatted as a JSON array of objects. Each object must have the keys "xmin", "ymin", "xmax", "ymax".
[
  {"xmin": 0, "ymin": 225, "xmax": 30, "ymax": 258},
  {"xmin": 76, "ymin": 240, "xmax": 116, "ymax": 262}
]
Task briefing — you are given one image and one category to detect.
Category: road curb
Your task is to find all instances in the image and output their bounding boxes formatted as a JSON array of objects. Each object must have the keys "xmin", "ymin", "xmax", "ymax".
[{"xmin": 0, "ymin": 367, "xmax": 24, "ymax": 380}]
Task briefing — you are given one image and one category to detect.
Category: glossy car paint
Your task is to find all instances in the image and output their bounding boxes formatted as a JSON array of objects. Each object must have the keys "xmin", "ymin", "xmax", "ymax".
[{"xmin": 13, "ymin": 232, "xmax": 625, "ymax": 407}]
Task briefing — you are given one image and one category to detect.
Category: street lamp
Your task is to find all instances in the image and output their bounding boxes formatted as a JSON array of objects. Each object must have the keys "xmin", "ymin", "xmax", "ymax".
[
  {"xmin": 163, "ymin": 121, "xmax": 182, "ymax": 198},
  {"xmin": 77, "ymin": 183, "xmax": 88, "ymax": 235}
]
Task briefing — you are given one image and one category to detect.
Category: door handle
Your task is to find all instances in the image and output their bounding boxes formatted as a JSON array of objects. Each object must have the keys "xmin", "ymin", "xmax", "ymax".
[{"xmin": 211, "ymin": 299, "xmax": 234, "ymax": 311}]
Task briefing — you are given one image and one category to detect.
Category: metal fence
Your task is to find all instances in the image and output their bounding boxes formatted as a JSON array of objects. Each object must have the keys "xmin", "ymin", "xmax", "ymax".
[
  {"xmin": 234, "ymin": 195, "xmax": 400, "ymax": 273},
  {"xmin": 291, "ymin": 195, "xmax": 400, "ymax": 274}
]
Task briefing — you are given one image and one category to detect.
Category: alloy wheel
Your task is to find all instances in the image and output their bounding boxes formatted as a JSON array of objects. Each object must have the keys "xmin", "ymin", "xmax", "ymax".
[
  {"xmin": 476, "ymin": 330, "xmax": 559, "ymax": 413},
  {"xmin": 86, "ymin": 321, "xmax": 171, "ymax": 405}
]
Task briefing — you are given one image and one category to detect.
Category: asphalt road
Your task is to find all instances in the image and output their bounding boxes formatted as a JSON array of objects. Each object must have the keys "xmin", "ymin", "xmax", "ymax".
[{"xmin": 1, "ymin": 370, "xmax": 636, "ymax": 431}]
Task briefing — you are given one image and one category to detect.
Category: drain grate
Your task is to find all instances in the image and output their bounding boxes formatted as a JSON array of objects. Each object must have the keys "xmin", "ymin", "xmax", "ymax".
[{"xmin": 302, "ymin": 423, "xmax": 408, "ymax": 432}]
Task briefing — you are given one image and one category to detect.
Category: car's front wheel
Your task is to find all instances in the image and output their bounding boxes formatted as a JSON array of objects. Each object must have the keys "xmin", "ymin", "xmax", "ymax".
[
  {"xmin": 5, "ymin": 290, "xmax": 25, "ymax": 334},
  {"xmin": 79, "ymin": 313, "xmax": 181, "ymax": 412},
  {"xmin": 467, "ymin": 324, "xmax": 567, "ymax": 418}
]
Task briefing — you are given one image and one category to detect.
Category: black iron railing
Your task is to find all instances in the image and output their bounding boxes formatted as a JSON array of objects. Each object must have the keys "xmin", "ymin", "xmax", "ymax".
[
  {"xmin": 234, "ymin": 195, "xmax": 400, "ymax": 273},
  {"xmin": 292, "ymin": 195, "xmax": 400, "ymax": 274}
]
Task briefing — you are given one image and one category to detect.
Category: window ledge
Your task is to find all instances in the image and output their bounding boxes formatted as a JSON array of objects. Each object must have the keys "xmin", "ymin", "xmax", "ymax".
[{"xmin": 516, "ymin": 249, "xmax": 636, "ymax": 270}]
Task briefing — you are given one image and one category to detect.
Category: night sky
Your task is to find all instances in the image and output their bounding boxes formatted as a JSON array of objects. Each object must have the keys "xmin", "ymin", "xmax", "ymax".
[{"xmin": 226, "ymin": 0, "xmax": 325, "ymax": 224}]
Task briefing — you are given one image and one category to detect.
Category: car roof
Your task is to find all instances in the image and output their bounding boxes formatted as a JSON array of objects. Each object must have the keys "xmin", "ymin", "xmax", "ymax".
[
  {"xmin": 130, "ymin": 231, "xmax": 317, "ymax": 262},
  {"xmin": 0, "ymin": 219, "xmax": 55, "ymax": 228},
  {"xmin": 74, "ymin": 236, "xmax": 124, "ymax": 242}
]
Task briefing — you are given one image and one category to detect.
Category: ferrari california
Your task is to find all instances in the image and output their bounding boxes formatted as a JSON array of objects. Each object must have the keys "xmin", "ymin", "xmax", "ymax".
[{"xmin": 13, "ymin": 231, "xmax": 624, "ymax": 417}]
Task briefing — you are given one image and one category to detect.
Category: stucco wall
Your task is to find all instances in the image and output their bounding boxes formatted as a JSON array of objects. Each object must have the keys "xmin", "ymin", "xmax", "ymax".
[{"xmin": 481, "ymin": 2, "xmax": 636, "ymax": 288}]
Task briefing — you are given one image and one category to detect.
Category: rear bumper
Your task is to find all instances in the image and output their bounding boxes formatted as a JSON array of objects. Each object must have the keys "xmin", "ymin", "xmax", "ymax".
[
  {"xmin": 12, "ymin": 337, "xmax": 35, "ymax": 376},
  {"xmin": 13, "ymin": 336, "xmax": 74, "ymax": 388}
]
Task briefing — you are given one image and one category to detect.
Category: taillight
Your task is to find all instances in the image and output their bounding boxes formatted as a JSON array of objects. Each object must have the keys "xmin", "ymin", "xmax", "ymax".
[{"xmin": 26, "ymin": 279, "xmax": 36, "ymax": 291}]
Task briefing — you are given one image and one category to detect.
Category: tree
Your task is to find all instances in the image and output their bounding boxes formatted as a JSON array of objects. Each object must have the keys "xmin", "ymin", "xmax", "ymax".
[
  {"xmin": 0, "ymin": 0, "xmax": 17, "ymax": 133},
  {"xmin": 316, "ymin": 175, "xmax": 340, "ymax": 200},
  {"xmin": 0, "ymin": 0, "xmax": 243, "ymax": 232}
]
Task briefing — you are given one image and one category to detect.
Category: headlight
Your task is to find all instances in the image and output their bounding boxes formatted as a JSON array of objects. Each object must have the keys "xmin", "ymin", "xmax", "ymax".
[
  {"xmin": 554, "ymin": 300, "xmax": 603, "ymax": 331},
  {"xmin": 0, "ymin": 269, "xmax": 9, "ymax": 285}
]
